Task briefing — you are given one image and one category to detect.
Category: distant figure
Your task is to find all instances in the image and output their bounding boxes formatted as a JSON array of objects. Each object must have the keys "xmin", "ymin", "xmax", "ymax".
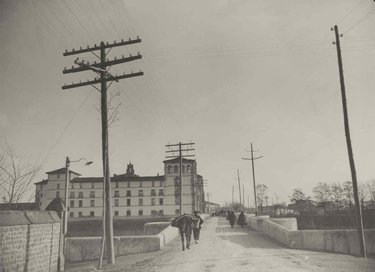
[
  {"xmin": 192, "ymin": 211, "xmax": 203, "ymax": 244},
  {"xmin": 228, "ymin": 211, "xmax": 236, "ymax": 228},
  {"xmin": 237, "ymin": 211, "xmax": 247, "ymax": 228}
]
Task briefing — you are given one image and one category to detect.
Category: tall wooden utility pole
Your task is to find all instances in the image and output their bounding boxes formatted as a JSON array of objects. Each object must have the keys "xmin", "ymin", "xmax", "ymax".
[
  {"xmin": 242, "ymin": 184, "xmax": 245, "ymax": 209},
  {"xmin": 237, "ymin": 169, "xmax": 242, "ymax": 206},
  {"xmin": 242, "ymin": 142, "xmax": 263, "ymax": 215},
  {"xmin": 165, "ymin": 142, "xmax": 195, "ymax": 215},
  {"xmin": 62, "ymin": 38, "xmax": 143, "ymax": 266},
  {"xmin": 332, "ymin": 25, "xmax": 366, "ymax": 258}
]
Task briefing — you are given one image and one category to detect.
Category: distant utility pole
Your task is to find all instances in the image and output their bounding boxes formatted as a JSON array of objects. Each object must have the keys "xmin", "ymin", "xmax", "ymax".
[
  {"xmin": 332, "ymin": 25, "xmax": 366, "ymax": 258},
  {"xmin": 242, "ymin": 142, "xmax": 263, "ymax": 215},
  {"xmin": 237, "ymin": 169, "xmax": 242, "ymax": 207},
  {"xmin": 232, "ymin": 185, "xmax": 234, "ymax": 207},
  {"xmin": 165, "ymin": 142, "xmax": 195, "ymax": 215},
  {"xmin": 242, "ymin": 184, "xmax": 245, "ymax": 208},
  {"xmin": 62, "ymin": 38, "xmax": 143, "ymax": 266}
]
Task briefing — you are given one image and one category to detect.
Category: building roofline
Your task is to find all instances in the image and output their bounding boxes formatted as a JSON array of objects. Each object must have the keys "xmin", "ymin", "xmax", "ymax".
[
  {"xmin": 163, "ymin": 157, "xmax": 196, "ymax": 164},
  {"xmin": 45, "ymin": 167, "xmax": 81, "ymax": 176}
]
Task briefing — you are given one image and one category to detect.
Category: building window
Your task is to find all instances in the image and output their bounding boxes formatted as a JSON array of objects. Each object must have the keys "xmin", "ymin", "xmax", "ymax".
[
  {"xmin": 139, "ymin": 198, "xmax": 143, "ymax": 206},
  {"xmin": 175, "ymin": 209, "xmax": 179, "ymax": 215},
  {"xmin": 70, "ymin": 200, "xmax": 74, "ymax": 207},
  {"xmin": 160, "ymin": 180, "xmax": 164, "ymax": 187},
  {"xmin": 151, "ymin": 210, "xmax": 158, "ymax": 216},
  {"xmin": 91, "ymin": 182, "xmax": 95, "ymax": 189},
  {"xmin": 140, "ymin": 181, "xmax": 143, "ymax": 187},
  {"xmin": 78, "ymin": 212, "xmax": 83, "ymax": 217},
  {"xmin": 56, "ymin": 191, "xmax": 60, "ymax": 198},
  {"xmin": 126, "ymin": 210, "xmax": 131, "ymax": 216},
  {"xmin": 114, "ymin": 190, "xmax": 120, "ymax": 197},
  {"xmin": 80, "ymin": 183, "xmax": 83, "ymax": 189},
  {"xmin": 138, "ymin": 190, "xmax": 143, "ymax": 197},
  {"xmin": 127, "ymin": 181, "xmax": 130, "ymax": 188},
  {"xmin": 90, "ymin": 211, "xmax": 94, "ymax": 217},
  {"xmin": 175, "ymin": 196, "xmax": 180, "ymax": 205},
  {"xmin": 126, "ymin": 190, "xmax": 131, "ymax": 197},
  {"xmin": 159, "ymin": 198, "xmax": 163, "ymax": 205},
  {"xmin": 70, "ymin": 212, "xmax": 74, "ymax": 217},
  {"xmin": 167, "ymin": 165, "xmax": 172, "ymax": 173},
  {"xmin": 79, "ymin": 200, "xmax": 83, "ymax": 207},
  {"xmin": 151, "ymin": 189, "xmax": 156, "ymax": 196},
  {"xmin": 158, "ymin": 189, "xmax": 164, "ymax": 196},
  {"xmin": 115, "ymin": 182, "xmax": 119, "ymax": 188},
  {"xmin": 70, "ymin": 192, "xmax": 75, "ymax": 198},
  {"xmin": 114, "ymin": 211, "xmax": 119, "ymax": 216},
  {"xmin": 40, "ymin": 192, "xmax": 43, "ymax": 198},
  {"xmin": 174, "ymin": 165, "xmax": 178, "ymax": 173},
  {"xmin": 115, "ymin": 199, "xmax": 119, "ymax": 207},
  {"xmin": 78, "ymin": 192, "xmax": 83, "ymax": 198},
  {"xmin": 159, "ymin": 210, "xmax": 164, "ymax": 216},
  {"xmin": 187, "ymin": 165, "xmax": 192, "ymax": 173},
  {"xmin": 152, "ymin": 181, "xmax": 155, "ymax": 187},
  {"xmin": 57, "ymin": 183, "xmax": 60, "ymax": 190},
  {"xmin": 90, "ymin": 200, "xmax": 95, "ymax": 207},
  {"xmin": 127, "ymin": 199, "xmax": 131, "ymax": 206},
  {"xmin": 90, "ymin": 191, "xmax": 95, "ymax": 198},
  {"xmin": 151, "ymin": 198, "xmax": 155, "ymax": 206},
  {"xmin": 71, "ymin": 183, "xmax": 74, "ymax": 189},
  {"xmin": 138, "ymin": 210, "xmax": 143, "ymax": 216},
  {"xmin": 57, "ymin": 174, "xmax": 60, "ymax": 179}
]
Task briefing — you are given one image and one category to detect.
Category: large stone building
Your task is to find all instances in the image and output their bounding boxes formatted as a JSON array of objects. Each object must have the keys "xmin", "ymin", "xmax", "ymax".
[{"xmin": 35, "ymin": 158, "xmax": 205, "ymax": 217}]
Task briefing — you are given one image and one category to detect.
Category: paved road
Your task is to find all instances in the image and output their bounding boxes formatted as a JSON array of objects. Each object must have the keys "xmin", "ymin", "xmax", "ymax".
[{"xmin": 67, "ymin": 217, "xmax": 375, "ymax": 272}]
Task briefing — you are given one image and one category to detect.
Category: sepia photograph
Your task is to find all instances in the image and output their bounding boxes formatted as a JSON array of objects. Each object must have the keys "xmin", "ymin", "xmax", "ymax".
[{"xmin": 0, "ymin": 0, "xmax": 375, "ymax": 271}]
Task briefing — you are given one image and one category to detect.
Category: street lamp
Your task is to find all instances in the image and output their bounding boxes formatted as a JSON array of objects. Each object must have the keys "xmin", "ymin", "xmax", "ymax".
[{"xmin": 63, "ymin": 156, "xmax": 93, "ymax": 235}]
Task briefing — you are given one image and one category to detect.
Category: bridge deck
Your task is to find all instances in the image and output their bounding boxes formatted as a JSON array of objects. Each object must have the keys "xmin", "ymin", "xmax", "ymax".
[{"xmin": 67, "ymin": 217, "xmax": 375, "ymax": 272}]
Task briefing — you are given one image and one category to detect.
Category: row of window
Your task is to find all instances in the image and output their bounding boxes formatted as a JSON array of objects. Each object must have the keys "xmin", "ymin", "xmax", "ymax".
[
  {"xmin": 66, "ymin": 180, "xmax": 164, "ymax": 190},
  {"xmin": 69, "ymin": 198, "xmax": 164, "ymax": 208},
  {"xmin": 69, "ymin": 209, "xmax": 165, "ymax": 217},
  {"xmin": 62, "ymin": 189, "xmax": 164, "ymax": 199},
  {"xmin": 167, "ymin": 165, "xmax": 192, "ymax": 174}
]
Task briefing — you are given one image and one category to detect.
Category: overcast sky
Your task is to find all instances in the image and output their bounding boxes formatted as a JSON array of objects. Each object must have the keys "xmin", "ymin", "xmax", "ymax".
[{"xmin": 1, "ymin": 0, "xmax": 375, "ymax": 206}]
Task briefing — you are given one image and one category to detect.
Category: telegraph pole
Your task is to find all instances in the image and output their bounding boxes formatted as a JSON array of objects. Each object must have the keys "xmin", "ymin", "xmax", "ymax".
[
  {"xmin": 62, "ymin": 38, "xmax": 143, "ymax": 265},
  {"xmin": 332, "ymin": 25, "xmax": 366, "ymax": 258},
  {"xmin": 165, "ymin": 142, "xmax": 195, "ymax": 215},
  {"xmin": 242, "ymin": 142, "xmax": 263, "ymax": 215},
  {"xmin": 232, "ymin": 185, "xmax": 234, "ymax": 207},
  {"xmin": 237, "ymin": 169, "xmax": 242, "ymax": 207}
]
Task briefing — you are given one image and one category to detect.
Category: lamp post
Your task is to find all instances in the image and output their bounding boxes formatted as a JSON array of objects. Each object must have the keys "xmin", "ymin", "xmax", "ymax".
[{"xmin": 63, "ymin": 156, "xmax": 93, "ymax": 235}]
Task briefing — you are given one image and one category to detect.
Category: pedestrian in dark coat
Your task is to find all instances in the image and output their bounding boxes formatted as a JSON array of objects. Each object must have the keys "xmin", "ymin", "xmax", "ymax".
[
  {"xmin": 192, "ymin": 211, "xmax": 203, "ymax": 243},
  {"xmin": 228, "ymin": 211, "xmax": 236, "ymax": 228},
  {"xmin": 237, "ymin": 211, "xmax": 247, "ymax": 228}
]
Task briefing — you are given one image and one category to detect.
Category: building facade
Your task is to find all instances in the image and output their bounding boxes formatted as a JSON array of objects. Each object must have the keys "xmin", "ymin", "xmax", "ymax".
[{"xmin": 35, "ymin": 159, "xmax": 205, "ymax": 217}]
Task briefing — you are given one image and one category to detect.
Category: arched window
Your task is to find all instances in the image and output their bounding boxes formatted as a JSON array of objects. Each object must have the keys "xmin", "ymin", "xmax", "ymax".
[
  {"xmin": 174, "ymin": 165, "xmax": 178, "ymax": 173},
  {"xmin": 167, "ymin": 165, "xmax": 172, "ymax": 173}
]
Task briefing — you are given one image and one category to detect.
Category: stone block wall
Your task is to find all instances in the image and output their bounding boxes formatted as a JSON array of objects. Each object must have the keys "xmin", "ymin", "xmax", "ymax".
[{"xmin": 0, "ymin": 211, "xmax": 61, "ymax": 272}]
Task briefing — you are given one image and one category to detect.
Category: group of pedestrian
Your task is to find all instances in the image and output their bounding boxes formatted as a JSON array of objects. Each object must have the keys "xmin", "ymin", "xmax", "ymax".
[{"xmin": 226, "ymin": 211, "xmax": 247, "ymax": 228}]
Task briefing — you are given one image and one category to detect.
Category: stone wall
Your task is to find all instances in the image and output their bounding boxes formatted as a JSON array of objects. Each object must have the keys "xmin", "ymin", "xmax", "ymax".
[
  {"xmin": 0, "ymin": 211, "xmax": 62, "ymax": 272},
  {"xmin": 245, "ymin": 214, "xmax": 375, "ymax": 257}
]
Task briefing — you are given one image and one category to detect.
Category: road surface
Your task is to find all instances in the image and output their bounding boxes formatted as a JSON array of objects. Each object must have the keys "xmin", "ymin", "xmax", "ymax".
[{"xmin": 67, "ymin": 217, "xmax": 375, "ymax": 272}]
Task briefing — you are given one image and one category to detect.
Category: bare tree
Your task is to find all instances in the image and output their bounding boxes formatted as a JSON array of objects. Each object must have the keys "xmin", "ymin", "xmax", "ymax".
[
  {"xmin": 96, "ymin": 91, "xmax": 122, "ymax": 127},
  {"xmin": 367, "ymin": 179, "xmax": 375, "ymax": 203},
  {"xmin": 0, "ymin": 143, "xmax": 41, "ymax": 205},
  {"xmin": 312, "ymin": 182, "xmax": 332, "ymax": 212},
  {"xmin": 256, "ymin": 184, "xmax": 268, "ymax": 212},
  {"xmin": 331, "ymin": 182, "xmax": 344, "ymax": 210},
  {"xmin": 342, "ymin": 180, "xmax": 354, "ymax": 209}
]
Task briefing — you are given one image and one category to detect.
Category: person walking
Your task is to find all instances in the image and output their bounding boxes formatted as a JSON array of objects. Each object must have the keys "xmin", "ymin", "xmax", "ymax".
[
  {"xmin": 192, "ymin": 211, "xmax": 203, "ymax": 243},
  {"xmin": 228, "ymin": 211, "xmax": 236, "ymax": 229},
  {"xmin": 237, "ymin": 211, "xmax": 247, "ymax": 228}
]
